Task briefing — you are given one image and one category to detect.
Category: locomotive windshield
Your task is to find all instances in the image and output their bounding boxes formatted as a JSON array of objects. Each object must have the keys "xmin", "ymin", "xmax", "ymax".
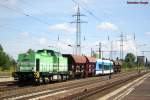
[{"xmin": 55, "ymin": 52, "xmax": 62, "ymax": 56}]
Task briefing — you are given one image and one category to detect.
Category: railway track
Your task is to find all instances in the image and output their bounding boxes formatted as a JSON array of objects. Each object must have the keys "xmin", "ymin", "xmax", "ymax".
[
  {"xmin": 73, "ymin": 72, "xmax": 148, "ymax": 100},
  {"xmin": 0, "ymin": 72, "xmax": 123, "ymax": 93},
  {"xmin": 0, "ymin": 81, "xmax": 36, "ymax": 92},
  {"xmin": 0, "ymin": 71, "xmax": 144, "ymax": 100},
  {"xmin": 0, "ymin": 81, "xmax": 17, "ymax": 92},
  {"xmin": 0, "ymin": 81, "xmax": 15, "ymax": 86},
  {"xmin": 45, "ymin": 71, "xmax": 148, "ymax": 100}
]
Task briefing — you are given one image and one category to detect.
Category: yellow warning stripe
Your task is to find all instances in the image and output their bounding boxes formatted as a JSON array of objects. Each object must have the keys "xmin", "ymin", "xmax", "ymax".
[{"xmin": 34, "ymin": 72, "xmax": 40, "ymax": 78}]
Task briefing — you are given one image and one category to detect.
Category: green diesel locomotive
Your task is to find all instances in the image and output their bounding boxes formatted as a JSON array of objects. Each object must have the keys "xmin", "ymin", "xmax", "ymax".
[{"xmin": 14, "ymin": 49, "xmax": 68, "ymax": 83}]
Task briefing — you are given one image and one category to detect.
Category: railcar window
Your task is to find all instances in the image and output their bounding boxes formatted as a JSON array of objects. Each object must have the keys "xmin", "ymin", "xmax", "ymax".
[{"xmin": 103, "ymin": 65, "xmax": 111, "ymax": 70}]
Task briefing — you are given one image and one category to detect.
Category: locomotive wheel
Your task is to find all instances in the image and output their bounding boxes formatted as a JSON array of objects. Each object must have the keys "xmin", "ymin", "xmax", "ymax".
[
  {"xmin": 38, "ymin": 77, "xmax": 43, "ymax": 84},
  {"xmin": 60, "ymin": 75, "xmax": 63, "ymax": 81},
  {"xmin": 48, "ymin": 76, "xmax": 52, "ymax": 83},
  {"xmin": 33, "ymin": 78, "xmax": 40, "ymax": 85}
]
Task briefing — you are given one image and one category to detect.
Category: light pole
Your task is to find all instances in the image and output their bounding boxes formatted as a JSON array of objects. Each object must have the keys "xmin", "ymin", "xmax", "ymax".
[
  {"xmin": 99, "ymin": 42, "xmax": 102, "ymax": 59},
  {"xmin": 109, "ymin": 61, "xmax": 112, "ymax": 79},
  {"xmin": 109, "ymin": 41, "xmax": 115, "ymax": 60},
  {"xmin": 96, "ymin": 42, "xmax": 105, "ymax": 59},
  {"xmin": 140, "ymin": 51, "xmax": 150, "ymax": 71},
  {"xmin": 134, "ymin": 43, "xmax": 145, "ymax": 72},
  {"xmin": 135, "ymin": 43, "xmax": 146, "ymax": 58},
  {"xmin": 91, "ymin": 48, "xmax": 93, "ymax": 57}
]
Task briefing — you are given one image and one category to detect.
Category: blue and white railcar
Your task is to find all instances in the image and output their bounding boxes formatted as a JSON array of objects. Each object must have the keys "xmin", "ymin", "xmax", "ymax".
[{"xmin": 95, "ymin": 59, "xmax": 114, "ymax": 75}]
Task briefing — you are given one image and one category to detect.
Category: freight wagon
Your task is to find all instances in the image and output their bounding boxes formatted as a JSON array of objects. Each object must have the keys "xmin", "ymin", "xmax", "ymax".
[
  {"xmin": 85, "ymin": 56, "xmax": 96, "ymax": 77},
  {"xmin": 112, "ymin": 60, "xmax": 122, "ymax": 73},
  {"xmin": 62, "ymin": 54, "xmax": 87, "ymax": 79},
  {"xmin": 62, "ymin": 54, "xmax": 96, "ymax": 79}
]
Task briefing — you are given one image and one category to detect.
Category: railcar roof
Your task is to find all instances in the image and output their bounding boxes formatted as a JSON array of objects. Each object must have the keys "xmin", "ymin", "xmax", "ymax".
[
  {"xmin": 96, "ymin": 59, "xmax": 113, "ymax": 64},
  {"xmin": 85, "ymin": 56, "xmax": 97, "ymax": 63},
  {"xmin": 63, "ymin": 54, "xmax": 86, "ymax": 64}
]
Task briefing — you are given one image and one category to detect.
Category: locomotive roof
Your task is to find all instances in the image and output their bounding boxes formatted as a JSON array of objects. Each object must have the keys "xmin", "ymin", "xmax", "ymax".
[{"xmin": 37, "ymin": 49, "xmax": 61, "ymax": 56}]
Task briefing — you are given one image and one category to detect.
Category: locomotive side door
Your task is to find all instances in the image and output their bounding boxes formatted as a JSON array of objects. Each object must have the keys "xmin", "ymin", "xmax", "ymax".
[
  {"xmin": 36, "ymin": 59, "xmax": 40, "ymax": 71},
  {"xmin": 53, "ymin": 53, "xmax": 59, "ymax": 73}
]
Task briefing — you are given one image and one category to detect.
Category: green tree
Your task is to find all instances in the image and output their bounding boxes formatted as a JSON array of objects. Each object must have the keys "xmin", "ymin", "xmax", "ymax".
[
  {"xmin": 2, "ymin": 54, "xmax": 11, "ymax": 70},
  {"xmin": 0, "ymin": 44, "xmax": 16, "ymax": 71},
  {"xmin": 124, "ymin": 53, "xmax": 136, "ymax": 68},
  {"xmin": 0, "ymin": 44, "xmax": 3, "ymax": 52},
  {"xmin": 0, "ymin": 52, "xmax": 5, "ymax": 66},
  {"xmin": 92, "ymin": 51, "xmax": 99, "ymax": 58},
  {"xmin": 27, "ymin": 48, "xmax": 35, "ymax": 53},
  {"xmin": 0, "ymin": 44, "xmax": 4, "ymax": 66}
]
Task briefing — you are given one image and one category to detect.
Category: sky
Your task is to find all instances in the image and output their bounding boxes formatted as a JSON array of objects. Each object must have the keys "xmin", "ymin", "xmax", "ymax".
[{"xmin": 0, "ymin": 0, "xmax": 150, "ymax": 60}]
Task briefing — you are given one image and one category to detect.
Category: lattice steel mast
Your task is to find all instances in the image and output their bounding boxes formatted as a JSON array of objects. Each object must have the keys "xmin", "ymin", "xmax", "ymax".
[{"xmin": 71, "ymin": 5, "xmax": 87, "ymax": 55}]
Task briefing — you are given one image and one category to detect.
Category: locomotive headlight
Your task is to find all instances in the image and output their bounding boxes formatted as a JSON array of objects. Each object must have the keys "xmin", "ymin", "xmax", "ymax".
[
  {"xmin": 32, "ymin": 67, "xmax": 34, "ymax": 71},
  {"xmin": 32, "ymin": 67, "xmax": 35, "ymax": 72}
]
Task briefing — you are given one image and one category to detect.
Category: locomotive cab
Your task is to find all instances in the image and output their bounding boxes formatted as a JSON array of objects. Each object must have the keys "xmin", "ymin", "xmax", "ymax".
[{"xmin": 14, "ymin": 52, "xmax": 36, "ymax": 81}]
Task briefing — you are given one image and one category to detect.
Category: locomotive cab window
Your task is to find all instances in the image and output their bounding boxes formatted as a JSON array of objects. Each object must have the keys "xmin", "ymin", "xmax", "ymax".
[{"xmin": 55, "ymin": 52, "xmax": 61, "ymax": 56}]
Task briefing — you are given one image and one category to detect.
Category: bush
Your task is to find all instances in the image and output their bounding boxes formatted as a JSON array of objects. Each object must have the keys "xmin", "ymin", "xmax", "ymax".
[
  {"xmin": 124, "ymin": 53, "xmax": 136, "ymax": 69},
  {"xmin": 0, "ymin": 44, "xmax": 16, "ymax": 71}
]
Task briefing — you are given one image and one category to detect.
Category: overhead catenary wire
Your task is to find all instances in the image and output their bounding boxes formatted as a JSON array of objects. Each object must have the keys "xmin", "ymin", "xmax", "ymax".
[
  {"xmin": 80, "ymin": 0, "xmax": 110, "ymax": 20},
  {"xmin": 0, "ymin": 3, "xmax": 29, "ymax": 16},
  {"xmin": 0, "ymin": 3, "xmax": 50, "ymax": 25},
  {"xmin": 0, "ymin": 24, "xmax": 23, "ymax": 32},
  {"xmin": 0, "ymin": 2, "xmax": 53, "ymax": 38},
  {"xmin": 72, "ymin": 0, "xmax": 101, "ymax": 22}
]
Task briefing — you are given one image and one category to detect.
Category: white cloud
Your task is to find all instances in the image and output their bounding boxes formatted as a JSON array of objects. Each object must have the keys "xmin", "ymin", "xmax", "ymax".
[
  {"xmin": 48, "ymin": 23, "xmax": 75, "ymax": 33},
  {"xmin": 145, "ymin": 32, "xmax": 150, "ymax": 35},
  {"xmin": 124, "ymin": 40, "xmax": 136, "ymax": 52},
  {"xmin": 114, "ymin": 39, "xmax": 136, "ymax": 56},
  {"xmin": 2, "ymin": 0, "xmax": 19, "ymax": 6},
  {"xmin": 20, "ymin": 32, "xmax": 29, "ymax": 37},
  {"xmin": 7, "ymin": 0, "xmax": 19, "ymax": 5},
  {"xmin": 55, "ymin": 39, "xmax": 74, "ymax": 54},
  {"xmin": 39, "ymin": 37, "xmax": 48, "ymax": 45},
  {"xmin": 97, "ymin": 22, "xmax": 119, "ymax": 31},
  {"xmin": 80, "ymin": 0, "xmax": 95, "ymax": 4},
  {"xmin": 80, "ymin": 0, "xmax": 88, "ymax": 3}
]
